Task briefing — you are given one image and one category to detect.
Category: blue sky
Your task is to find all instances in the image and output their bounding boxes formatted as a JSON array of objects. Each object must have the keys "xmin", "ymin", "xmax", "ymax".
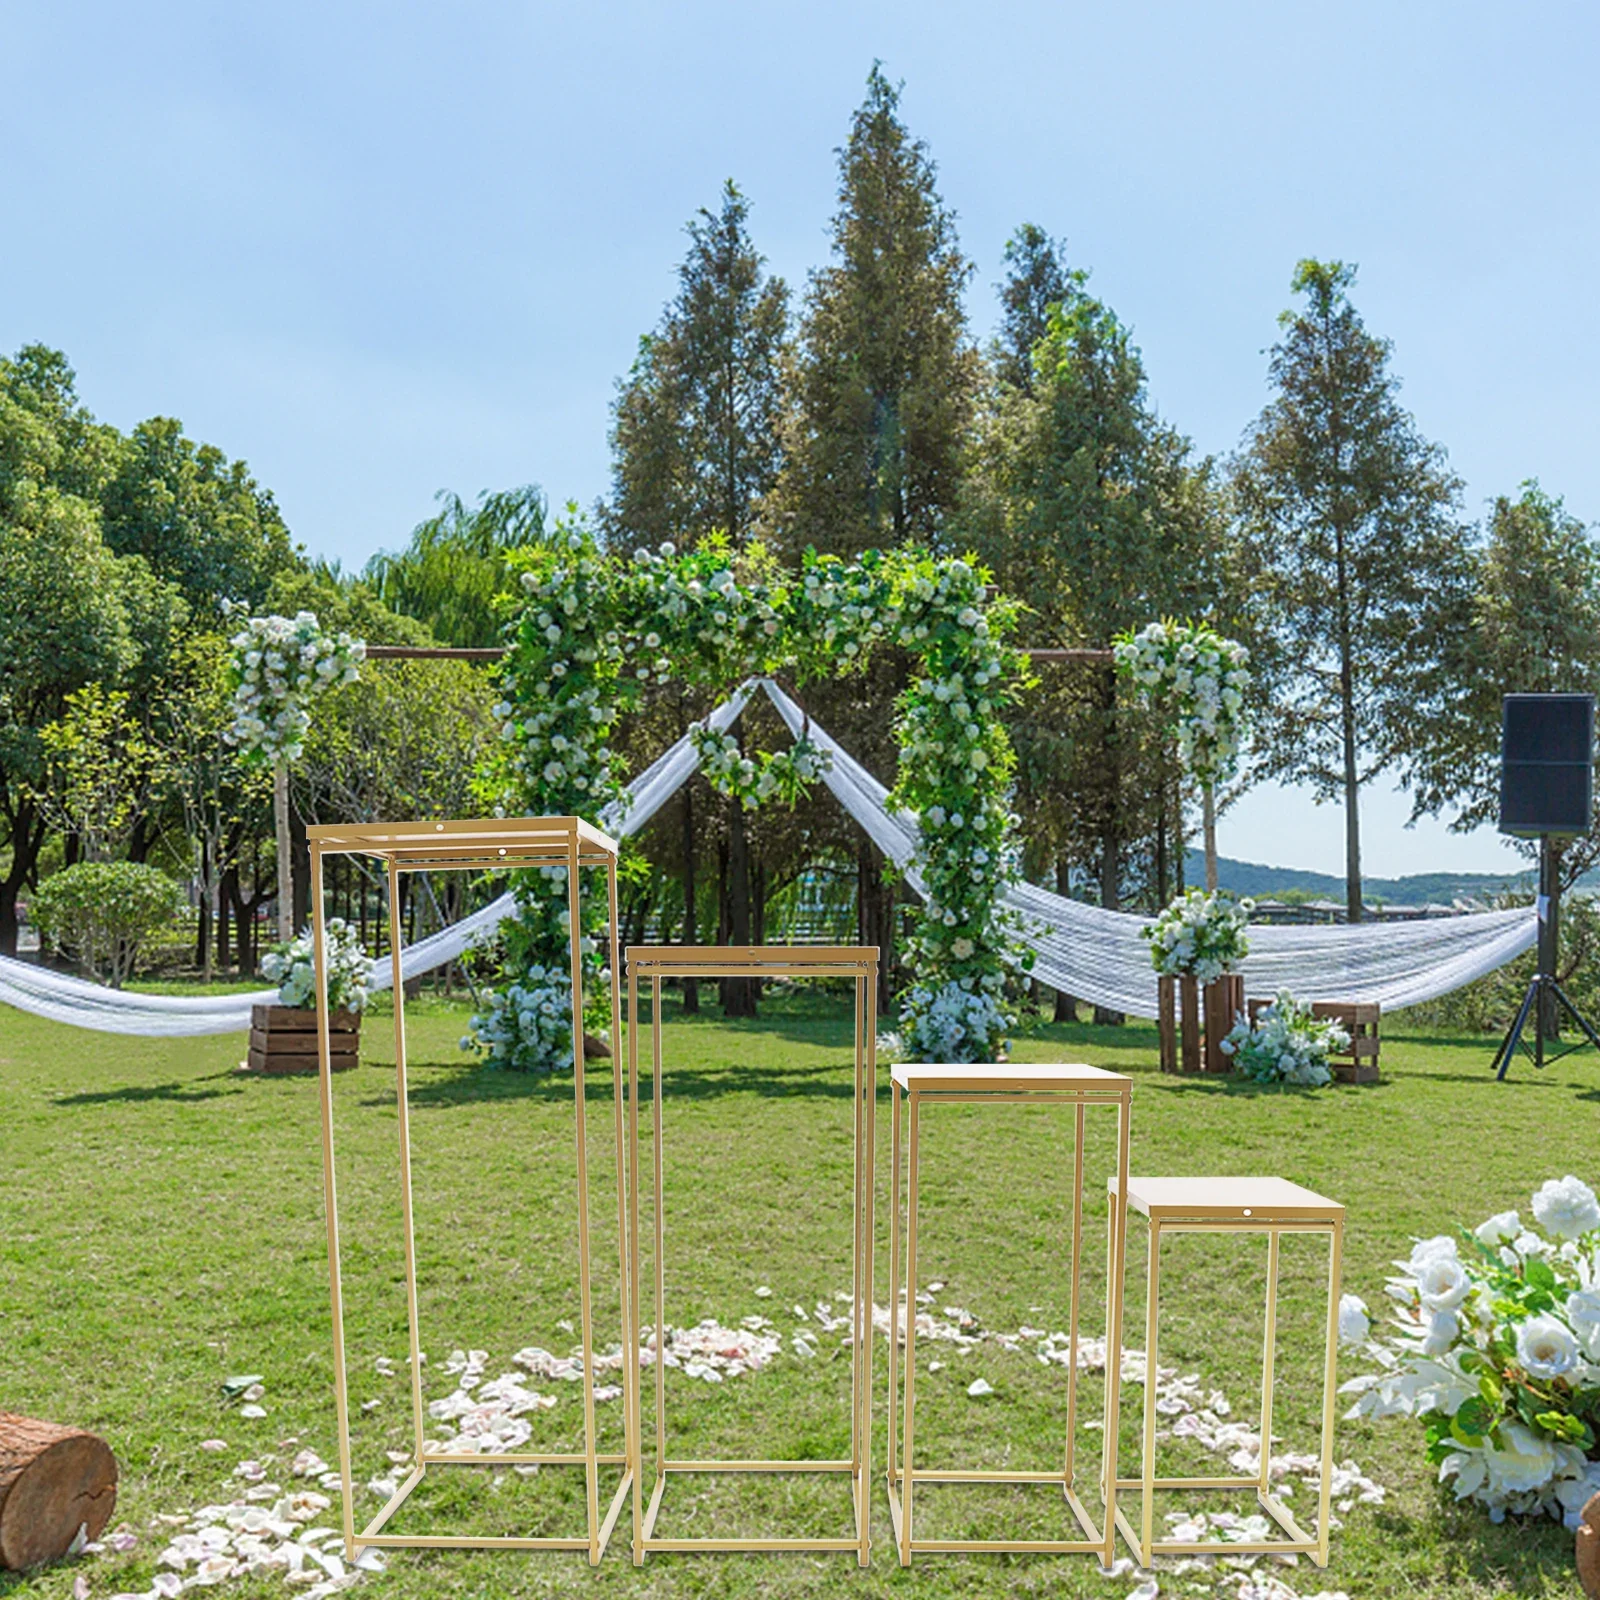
[{"xmin": 5, "ymin": 1, "xmax": 1596, "ymax": 880}]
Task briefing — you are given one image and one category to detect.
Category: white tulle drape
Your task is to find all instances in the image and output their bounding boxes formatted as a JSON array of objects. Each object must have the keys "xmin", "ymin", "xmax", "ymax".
[{"xmin": 0, "ymin": 677, "xmax": 1532, "ymax": 1035}]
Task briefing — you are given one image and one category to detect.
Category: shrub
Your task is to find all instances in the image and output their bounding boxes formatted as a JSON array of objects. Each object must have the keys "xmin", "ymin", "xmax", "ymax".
[{"xmin": 31, "ymin": 860, "xmax": 183, "ymax": 988}]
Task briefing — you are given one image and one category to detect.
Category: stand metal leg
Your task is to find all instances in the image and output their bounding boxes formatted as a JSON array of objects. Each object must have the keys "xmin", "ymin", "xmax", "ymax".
[
  {"xmin": 1258, "ymin": 1231, "xmax": 1280, "ymax": 1501},
  {"xmin": 1140, "ymin": 1223, "xmax": 1160, "ymax": 1568},
  {"xmin": 900, "ymin": 1090, "xmax": 921, "ymax": 1567}
]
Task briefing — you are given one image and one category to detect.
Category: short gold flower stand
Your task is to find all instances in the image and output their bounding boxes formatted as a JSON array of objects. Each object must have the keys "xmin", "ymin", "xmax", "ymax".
[
  {"xmin": 307, "ymin": 816, "xmax": 631, "ymax": 1564},
  {"xmin": 1109, "ymin": 1175, "xmax": 1344, "ymax": 1568},
  {"xmin": 625, "ymin": 945, "xmax": 879, "ymax": 1563},
  {"xmin": 885, "ymin": 1062, "xmax": 1133, "ymax": 1566}
]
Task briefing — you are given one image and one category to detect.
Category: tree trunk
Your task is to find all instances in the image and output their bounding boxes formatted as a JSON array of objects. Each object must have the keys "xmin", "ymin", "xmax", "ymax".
[
  {"xmin": 1094, "ymin": 666, "xmax": 1124, "ymax": 1024},
  {"xmin": 1052, "ymin": 859, "xmax": 1079, "ymax": 1022},
  {"xmin": 217, "ymin": 864, "xmax": 235, "ymax": 974},
  {"xmin": 681, "ymin": 784, "xmax": 699, "ymax": 1014},
  {"xmin": 273, "ymin": 764, "xmax": 293, "ymax": 941},
  {"xmin": 0, "ymin": 798, "xmax": 44, "ymax": 958},
  {"xmin": 721, "ymin": 751, "xmax": 758, "ymax": 1016},
  {"xmin": 0, "ymin": 1413, "xmax": 117, "ymax": 1570},
  {"xmin": 1340, "ymin": 671, "xmax": 1363, "ymax": 923},
  {"xmin": 1202, "ymin": 782, "xmax": 1219, "ymax": 892},
  {"xmin": 857, "ymin": 838, "xmax": 895, "ymax": 1008},
  {"xmin": 290, "ymin": 792, "xmax": 311, "ymax": 936},
  {"xmin": 1539, "ymin": 835, "xmax": 1562, "ymax": 1042}
]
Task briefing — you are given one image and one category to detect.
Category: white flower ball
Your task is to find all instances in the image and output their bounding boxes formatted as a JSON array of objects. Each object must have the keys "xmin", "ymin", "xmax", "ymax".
[
  {"xmin": 1531, "ymin": 1175, "xmax": 1600, "ymax": 1240},
  {"xmin": 1414, "ymin": 1254, "xmax": 1471, "ymax": 1312}
]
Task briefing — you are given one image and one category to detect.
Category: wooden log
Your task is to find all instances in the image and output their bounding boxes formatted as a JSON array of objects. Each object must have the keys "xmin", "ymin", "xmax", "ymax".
[
  {"xmin": 1179, "ymin": 976, "xmax": 1202, "ymax": 1072},
  {"xmin": 0, "ymin": 1413, "xmax": 117, "ymax": 1569},
  {"xmin": 1204, "ymin": 974, "xmax": 1244, "ymax": 1072},
  {"xmin": 1157, "ymin": 976, "xmax": 1176, "ymax": 1072},
  {"xmin": 1580, "ymin": 1490, "xmax": 1600, "ymax": 1599}
]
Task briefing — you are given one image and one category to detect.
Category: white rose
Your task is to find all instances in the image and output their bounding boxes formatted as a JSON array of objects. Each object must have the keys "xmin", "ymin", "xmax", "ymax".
[
  {"xmin": 1421, "ymin": 1308, "xmax": 1460, "ymax": 1356},
  {"xmin": 1415, "ymin": 1254, "xmax": 1471, "ymax": 1312},
  {"xmin": 1407, "ymin": 1235, "xmax": 1459, "ymax": 1275},
  {"xmin": 1483, "ymin": 1422, "xmax": 1560, "ymax": 1497},
  {"xmin": 1516, "ymin": 1313, "xmax": 1579, "ymax": 1379},
  {"xmin": 1564, "ymin": 1289, "xmax": 1600, "ymax": 1358},
  {"xmin": 1338, "ymin": 1294, "xmax": 1370, "ymax": 1347},
  {"xmin": 1532, "ymin": 1176, "xmax": 1600, "ymax": 1241},
  {"xmin": 1476, "ymin": 1210, "xmax": 1522, "ymax": 1246}
]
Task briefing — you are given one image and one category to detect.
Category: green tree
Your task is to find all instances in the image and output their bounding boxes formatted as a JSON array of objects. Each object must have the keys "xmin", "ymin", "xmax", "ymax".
[
  {"xmin": 99, "ymin": 415, "xmax": 299, "ymax": 618},
  {"xmin": 772, "ymin": 65, "xmax": 980, "ymax": 558},
  {"xmin": 993, "ymin": 223, "xmax": 1079, "ymax": 395},
  {"xmin": 964, "ymin": 292, "xmax": 1226, "ymax": 957},
  {"xmin": 365, "ymin": 485, "xmax": 547, "ymax": 646},
  {"xmin": 609, "ymin": 181, "xmax": 789, "ymax": 553},
  {"xmin": 1232, "ymin": 260, "xmax": 1472, "ymax": 921},
  {"xmin": 30, "ymin": 860, "xmax": 182, "ymax": 987}
]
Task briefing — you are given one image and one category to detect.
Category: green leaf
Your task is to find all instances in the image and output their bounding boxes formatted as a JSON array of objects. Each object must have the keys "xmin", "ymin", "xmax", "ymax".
[
  {"xmin": 1526, "ymin": 1258, "xmax": 1558, "ymax": 1292},
  {"xmin": 1453, "ymin": 1395, "xmax": 1493, "ymax": 1440}
]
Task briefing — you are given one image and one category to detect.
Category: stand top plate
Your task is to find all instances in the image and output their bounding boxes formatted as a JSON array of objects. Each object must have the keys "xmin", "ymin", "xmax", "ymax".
[
  {"xmin": 627, "ymin": 944, "xmax": 879, "ymax": 979},
  {"xmin": 306, "ymin": 815, "xmax": 619, "ymax": 868},
  {"xmin": 891, "ymin": 1061, "xmax": 1130, "ymax": 1094},
  {"xmin": 1110, "ymin": 1174, "xmax": 1342, "ymax": 1221}
]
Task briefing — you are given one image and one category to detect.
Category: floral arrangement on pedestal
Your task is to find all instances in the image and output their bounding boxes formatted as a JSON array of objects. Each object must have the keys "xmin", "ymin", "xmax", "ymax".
[
  {"xmin": 225, "ymin": 608, "xmax": 365, "ymax": 942},
  {"xmin": 1220, "ymin": 989, "xmax": 1348, "ymax": 1086},
  {"xmin": 474, "ymin": 520, "xmax": 1030, "ymax": 1070},
  {"xmin": 1343, "ymin": 1175, "xmax": 1600, "ymax": 1526},
  {"xmin": 1113, "ymin": 619, "xmax": 1250, "ymax": 890},
  {"xmin": 1142, "ymin": 888, "xmax": 1253, "ymax": 984},
  {"xmin": 261, "ymin": 918, "xmax": 371, "ymax": 1014}
]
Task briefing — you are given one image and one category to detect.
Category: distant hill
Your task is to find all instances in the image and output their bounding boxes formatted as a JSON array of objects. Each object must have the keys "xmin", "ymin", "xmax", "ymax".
[{"xmin": 1184, "ymin": 849, "xmax": 1535, "ymax": 907}]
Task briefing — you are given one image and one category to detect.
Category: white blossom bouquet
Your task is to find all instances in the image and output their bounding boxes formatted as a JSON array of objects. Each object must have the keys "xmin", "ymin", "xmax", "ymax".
[
  {"xmin": 1113, "ymin": 619, "xmax": 1250, "ymax": 786},
  {"xmin": 466, "ymin": 962, "xmax": 579, "ymax": 1074},
  {"xmin": 897, "ymin": 979, "xmax": 1011, "ymax": 1065},
  {"xmin": 690, "ymin": 725, "xmax": 830, "ymax": 810},
  {"xmin": 225, "ymin": 610, "xmax": 364, "ymax": 766},
  {"xmin": 261, "ymin": 918, "xmax": 370, "ymax": 1014},
  {"xmin": 1221, "ymin": 990, "xmax": 1348, "ymax": 1087},
  {"xmin": 1343, "ymin": 1175, "xmax": 1600, "ymax": 1526},
  {"xmin": 1143, "ymin": 888, "xmax": 1252, "ymax": 983}
]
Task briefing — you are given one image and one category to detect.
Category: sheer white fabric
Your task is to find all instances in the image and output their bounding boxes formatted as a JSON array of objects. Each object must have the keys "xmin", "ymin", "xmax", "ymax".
[{"xmin": 0, "ymin": 676, "xmax": 1532, "ymax": 1034}]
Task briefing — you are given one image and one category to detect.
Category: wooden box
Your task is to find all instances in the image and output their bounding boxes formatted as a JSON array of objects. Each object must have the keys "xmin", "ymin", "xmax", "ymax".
[
  {"xmin": 1244, "ymin": 998, "xmax": 1381, "ymax": 1084},
  {"xmin": 1158, "ymin": 973, "xmax": 1242, "ymax": 1073},
  {"xmin": 245, "ymin": 1004, "xmax": 361, "ymax": 1075}
]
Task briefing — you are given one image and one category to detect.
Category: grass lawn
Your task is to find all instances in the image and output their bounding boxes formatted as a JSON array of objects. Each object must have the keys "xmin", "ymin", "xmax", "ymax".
[{"xmin": 1, "ymin": 989, "xmax": 1592, "ymax": 1599}]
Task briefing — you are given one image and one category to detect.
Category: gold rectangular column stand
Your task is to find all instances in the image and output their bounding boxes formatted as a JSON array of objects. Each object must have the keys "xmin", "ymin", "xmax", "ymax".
[
  {"xmin": 1107, "ymin": 1175, "xmax": 1345, "ymax": 1568},
  {"xmin": 885, "ymin": 1062, "xmax": 1132, "ymax": 1564},
  {"xmin": 625, "ymin": 945, "xmax": 879, "ymax": 1562},
  {"xmin": 309, "ymin": 817, "xmax": 632, "ymax": 1562}
]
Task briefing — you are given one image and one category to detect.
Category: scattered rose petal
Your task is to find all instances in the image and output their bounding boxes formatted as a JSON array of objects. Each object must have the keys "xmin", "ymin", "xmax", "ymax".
[{"xmin": 967, "ymin": 1378, "xmax": 993, "ymax": 1397}]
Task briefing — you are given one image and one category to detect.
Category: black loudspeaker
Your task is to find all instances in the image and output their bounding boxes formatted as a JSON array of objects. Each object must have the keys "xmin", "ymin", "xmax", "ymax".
[{"xmin": 1499, "ymin": 693, "xmax": 1595, "ymax": 838}]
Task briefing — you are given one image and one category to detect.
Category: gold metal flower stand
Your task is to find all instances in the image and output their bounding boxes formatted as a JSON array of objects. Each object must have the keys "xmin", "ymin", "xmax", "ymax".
[
  {"xmin": 1109, "ymin": 1175, "xmax": 1344, "ymax": 1568},
  {"xmin": 885, "ymin": 1062, "xmax": 1133, "ymax": 1566},
  {"xmin": 625, "ymin": 945, "xmax": 879, "ymax": 1564},
  {"xmin": 308, "ymin": 816, "xmax": 631, "ymax": 1564}
]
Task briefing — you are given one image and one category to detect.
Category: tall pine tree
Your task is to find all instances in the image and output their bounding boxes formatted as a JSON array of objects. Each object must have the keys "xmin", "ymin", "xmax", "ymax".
[
  {"xmin": 772, "ymin": 65, "xmax": 979, "ymax": 558},
  {"xmin": 609, "ymin": 180, "xmax": 788, "ymax": 551},
  {"xmin": 1232, "ymin": 260, "xmax": 1471, "ymax": 921}
]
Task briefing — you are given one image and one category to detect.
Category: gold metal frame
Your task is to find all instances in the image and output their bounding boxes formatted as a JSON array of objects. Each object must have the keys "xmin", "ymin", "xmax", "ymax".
[
  {"xmin": 307, "ymin": 816, "xmax": 632, "ymax": 1564},
  {"xmin": 1107, "ymin": 1175, "xmax": 1345, "ymax": 1568},
  {"xmin": 885, "ymin": 1063, "xmax": 1132, "ymax": 1566},
  {"xmin": 624, "ymin": 945, "xmax": 878, "ymax": 1564}
]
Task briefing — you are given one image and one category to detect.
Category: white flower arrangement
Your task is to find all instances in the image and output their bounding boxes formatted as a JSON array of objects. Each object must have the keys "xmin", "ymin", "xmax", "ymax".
[
  {"xmin": 689, "ymin": 725, "xmax": 831, "ymax": 810},
  {"xmin": 897, "ymin": 979, "xmax": 1011, "ymax": 1065},
  {"xmin": 466, "ymin": 962, "xmax": 577, "ymax": 1074},
  {"xmin": 225, "ymin": 610, "xmax": 365, "ymax": 767},
  {"xmin": 1343, "ymin": 1175, "xmax": 1600, "ymax": 1527},
  {"xmin": 487, "ymin": 534, "xmax": 1027, "ymax": 1065},
  {"xmin": 261, "ymin": 918, "xmax": 370, "ymax": 1014},
  {"xmin": 1142, "ymin": 888, "xmax": 1252, "ymax": 983},
  {"xmin": 1113, "ymin": 619, "xmax": 1250, "ymax": 786},
  {"xmin": 1221, "ymin": 989, "xmax": 1348, "ymax": 1087}
]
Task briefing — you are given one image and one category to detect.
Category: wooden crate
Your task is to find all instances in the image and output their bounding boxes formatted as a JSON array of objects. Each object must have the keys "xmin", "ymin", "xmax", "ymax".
[
  {"xmin": 1158, "ymin": 973, "xmax": 1241, "ymax": 1073},
  {"xmin": 1245, "ymin": 997, "xmax": 1381, "ymax": 1084},
  {"xmin": 245, "ymin": 1004, "xmax": 361, "ymax": 1074}
]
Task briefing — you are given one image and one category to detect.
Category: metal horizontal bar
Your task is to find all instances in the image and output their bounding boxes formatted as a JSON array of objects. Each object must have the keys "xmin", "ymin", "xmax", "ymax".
[
  {"xmin": 1114, "ymin": 1501, "xmax": 1314, "ymax": 1558},
  {"xmin": 358, "ymin": 1464, "xmax": 425, "ymax": 1542},
  {"xmin": 1114, "ymin": 1474, "xmax": 1260, "ymax": 1490},
  {"xmin": 1152, "ymin": 1221, "xmax": 1339, "ymax": 1234},
  {"xmin": 913, "ymin": 1091, "xmax": 1130, "ymax": 1105},
  {"xmin": 354, "ymin": 1534, "xmax": 593, "ymax": 1550},
  {"xmin": 421, "ymin": 1450, "xmax": 627, "ymax": 1466},
  {"xmin": 643, "ymin": 1538, "xmax": 863, "ymax": 1552},
  {"xmin": 907, "ymin": 1538, "xmax": 1104, "ymax": 1553},
  {"xmin": 907, "ymin": 1469, "xmax": 1070, "ymax": 1484},
  {"xmin": 663, "ymin": 1458, "xmax": 855, "ymax": 1473}
]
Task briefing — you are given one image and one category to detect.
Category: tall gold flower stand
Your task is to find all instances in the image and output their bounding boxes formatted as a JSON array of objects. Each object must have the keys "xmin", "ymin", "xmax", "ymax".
[
  {"xmin": 1108, "ymin": 1175, "xmax": 1344, "ymax": 1568},
  {"xmin": 625, "ymin": 945, "xmax": 879, "ymax": 1564},
  {"xmin": 307, "ymin": 816, "xmax": 631, "ymax": 1564},
  {"xmin": 885, "ymin": 1062, "xmax": 1133, "ymax": 1566}
]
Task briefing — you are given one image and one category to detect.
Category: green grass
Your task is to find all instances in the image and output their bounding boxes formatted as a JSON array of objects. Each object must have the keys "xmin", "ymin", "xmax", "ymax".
[{"xmin": 1, "ymin": 991, "xmax": 1592, "ymax": 1599}]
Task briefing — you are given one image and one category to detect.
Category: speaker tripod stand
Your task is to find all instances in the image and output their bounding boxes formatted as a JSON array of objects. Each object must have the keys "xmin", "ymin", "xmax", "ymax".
[{"xmin": 1493, "ymin": 834, "xmax": 1600, "ymax": 1079}]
